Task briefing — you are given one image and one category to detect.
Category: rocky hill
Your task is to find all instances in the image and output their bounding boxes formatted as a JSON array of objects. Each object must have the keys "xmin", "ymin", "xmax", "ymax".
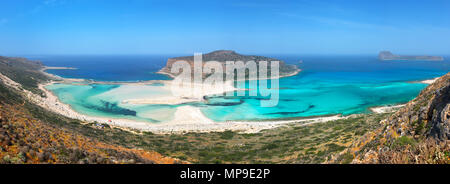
[
  {"xmin": 0, "ymin": 104, "xmax": 174, "ymax": 164},
  {"xmin": 379, "ymin": 51, "xmax": 444, "ymax": 61},
  {"xmin": 0, "ymin": 56, "xmax": 182, "ymax": 164},
  {"xmin": 159, "ymin": 50, "xmax": 300, "ymax": 79},
  {"xmin": 0, "ymin": 56, "xmax": 49, "ymax": 94},
  {"xmin": 331, "ymin": 72, "xmax": 450, "ymax": 164}
]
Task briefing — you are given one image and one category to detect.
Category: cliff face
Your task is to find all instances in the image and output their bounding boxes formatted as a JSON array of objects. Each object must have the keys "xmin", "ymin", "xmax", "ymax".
[
  {"xmin": 159, "ymin": 50, "xmax": 300, "ymax": 78},
  {"xmin": 379, "ymin": 51, "xmax": 444, "ymax": 61},
  {"xmin": 332, "ymin": 73, "xmax": 450, "ymax": 164}
]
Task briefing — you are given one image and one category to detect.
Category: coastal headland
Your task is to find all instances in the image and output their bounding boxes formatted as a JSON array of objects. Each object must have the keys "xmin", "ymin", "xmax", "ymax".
[
  {"xmin": 0, "ymin": 54, "xmax": 440, "ymax": 134},
  {"xmin": 0, "ymin": 53, "xmax": 308, "ymax": 134},
  {"xmin": 157, "ymin": 50, "xmax": 301, "ymax": 79}
]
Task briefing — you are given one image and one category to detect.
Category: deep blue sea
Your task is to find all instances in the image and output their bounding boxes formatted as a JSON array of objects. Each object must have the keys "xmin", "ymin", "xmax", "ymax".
[
  {"xmin": 33, "ymin": 55, "xmax": 172, "ymax": 81},
  {"xmin": 31, "ymin": 55, "xmax": 450, "ymax": 122}
]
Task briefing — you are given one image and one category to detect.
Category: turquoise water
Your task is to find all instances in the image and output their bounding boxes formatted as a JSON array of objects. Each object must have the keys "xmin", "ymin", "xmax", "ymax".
[
  {"xmin": 38, "ymin": 55, "xmax": 449, "ymax": 122},
  {"xmin": 45, "ymin": 83, "xmax": 177, "ymax": 123},
  {"xmin": 201, "ymin": 75, "xmax": 428, "ymax": 121}
]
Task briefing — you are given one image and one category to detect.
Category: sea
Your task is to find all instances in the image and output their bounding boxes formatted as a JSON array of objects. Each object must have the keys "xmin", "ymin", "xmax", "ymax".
[{"xmin": 30, "ymin": 55, "xmax": 450, "ymax": 123}]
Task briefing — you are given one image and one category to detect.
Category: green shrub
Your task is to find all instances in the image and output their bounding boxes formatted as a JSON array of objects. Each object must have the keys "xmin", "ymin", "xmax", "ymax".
[
  {"xmin": 262, "ymin": 143, "xmax": 279, "ymax": 150},
  {"xmin": 392, "ymin": 136, "xmax": 417, "ymax": 149},
  {"xmin": 339, "ymin": 152, "xmax": 354, "ymax": 164},
  {"xmin": 326, "ymin": 143, "xmax": 346, "ymax": 152},
  {"xmin": 219, "ymin": 130, "xmax": 235, "ymax": 139}
]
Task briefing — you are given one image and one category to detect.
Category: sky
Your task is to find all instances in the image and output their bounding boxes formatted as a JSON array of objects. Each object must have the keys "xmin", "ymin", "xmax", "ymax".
[{"xmin": 0, "ymin": 0, "xmax": 449, "ymax": 55}]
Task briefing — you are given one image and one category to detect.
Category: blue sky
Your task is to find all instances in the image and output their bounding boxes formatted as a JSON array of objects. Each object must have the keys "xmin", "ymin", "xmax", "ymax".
[{"xmin": 0, "ymin": 0, "xmax": 449, "ymax": 55}]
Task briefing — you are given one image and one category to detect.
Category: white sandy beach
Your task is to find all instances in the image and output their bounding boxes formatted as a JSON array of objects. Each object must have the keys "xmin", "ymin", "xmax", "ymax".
[
  {"xmin": 122, "ymin": 80, "xmax": 238, "ymax": 105},
  {"xmin": 1, "ymin": 70, "xmax": 343, "ymax": 134},
  {"xmin": 36, "ymin": 79, "xmax": 344, "ymax": 134},
  {"xmin": 370, "ymin": 104, "xmax": 406, "ymax": 113},
  {"xmin": 419, "ymin": 77, "xmax": 439, "ymax": 84},
  {"xmin": 2, "ymin": 70, "xmax": 436, "ymax": 134}
]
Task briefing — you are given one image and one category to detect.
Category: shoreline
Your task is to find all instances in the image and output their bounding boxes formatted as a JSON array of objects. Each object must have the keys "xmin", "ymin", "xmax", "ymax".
[
  {"xmin": 37, "ymin": 80, "xmax": 347, "ymax": 134},
  {"xmin": 35, "ymin": 68, "xmax": 334, "ymax": 134},
  {"xmin": 369, "ymin": 104, "xmax": 406, "ymax": 113},
  {"xmin": 36, "ymin": 67, "xmax": 346, "ymax": 134},
  {"xmin": 157, "ymin": 68, "xmax": 302, "ymax": 81},
  {"xmin": 367, "ymin": 77, "xmax": 440, "ymax": 114},
  {"xmin": 416, "ymin": 77, "xmax": 439, "ymax": 84},
  {"xmin": 121, "ymin": 80, "xmax": 239, "ymax": 105},
  {"xmin": 43, "ymin": 66, "xmax": 77, "ymax": 70},
  {"xmin": 10, "ymin": 68, "xmax": 437, "ymax": 134}
]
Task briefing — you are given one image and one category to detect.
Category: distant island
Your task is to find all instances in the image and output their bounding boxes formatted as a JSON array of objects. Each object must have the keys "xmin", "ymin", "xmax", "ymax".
[
  {"xmin": 379, "ymin": 51, "xmax": 444, "ymax": 61},
  {"xmin": 158, "ymin": 50, "xmax": 300, "ymax": 79}
]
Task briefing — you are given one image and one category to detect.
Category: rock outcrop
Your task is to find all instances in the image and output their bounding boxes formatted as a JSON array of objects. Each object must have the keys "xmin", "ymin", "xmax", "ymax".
[
  {"xmin": 379, "ymin": 51, "xmax": 444, "ymax": 61},
  {"xmin": 332, "ymin": 72, "xmax": 450, "ymax": 164}
]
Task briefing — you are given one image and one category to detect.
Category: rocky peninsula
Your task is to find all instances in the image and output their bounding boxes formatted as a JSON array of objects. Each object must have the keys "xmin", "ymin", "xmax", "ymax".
[
  {"xmin": 379, "ymin": 51, "xmax": 444, "ymax": 61},
  {"xmin": 158, "ymin": 50, "xmax": 301, "ymax": 79}
]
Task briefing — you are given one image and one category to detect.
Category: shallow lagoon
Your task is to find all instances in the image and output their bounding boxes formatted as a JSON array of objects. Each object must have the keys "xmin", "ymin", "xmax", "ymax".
[
  {"xmin": 41, "ymin": 55, "xmax": 449, "ymax": 122},
  {"xmin": 45, "ymin": 83, "xmax": 178, "ymax": 123}
]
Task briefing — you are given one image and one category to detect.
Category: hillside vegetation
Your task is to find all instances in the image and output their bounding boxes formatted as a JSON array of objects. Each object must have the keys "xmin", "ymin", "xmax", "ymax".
[
  {"xmin": 0, "ymin": 56, "xmax": 49, "ymax": 94},
  {"xmin": 0, "ymin": 56, "xmax": 182, "ymax": 164},
  {"xmin": 1, "ymin": 55, "xmax": 448, "ymax": 164},
  {"xmin": 332, "ymin": 73, "xmax": 450, "ymax": 164},
  {"xmin": 0, "ymin": 56, "xmax": 387, "ymax": 164}
]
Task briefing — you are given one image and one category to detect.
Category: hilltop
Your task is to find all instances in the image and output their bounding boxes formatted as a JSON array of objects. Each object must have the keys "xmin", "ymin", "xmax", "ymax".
[
  {"xmin": 331, "ymin": 72, "xmax": 450, "ymax": 164},
  {"xmin": 379, "ymin": 51, "xmax": 444, "ymax": 61},
  {"xmin": 159, "ymin": 50, "xmax": 300, "ymax": 79},
  {"xmin": 0, "ymin": 56, "xmax": 50, "ymax": 94}
]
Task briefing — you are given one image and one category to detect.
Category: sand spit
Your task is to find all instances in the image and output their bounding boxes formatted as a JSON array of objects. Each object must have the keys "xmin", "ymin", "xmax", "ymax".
[
  {"xmin": 1, "ymin": 70, "xmax": 345, "ymax": 134},
  {"xmin": 418, "ymin": 78, "xmax": 439, "ymax": 84},
  {"xmin": 38, "ymin": 80, "xmax": 346, "ymax": 134},
  {"xmin": 44, "ymin": 66, "xmax": 77, "ymax": 70},
  {"xmin": 407, "ymin": 77, "xmax": 440, "ymax": 85},
  {"xmin": 122, "ymin": 80, "xmax": 238, "ymax": 105},
  {"xmin": 3, "ymin": 70, "xmax": 436, "ymax": 134},
  {"xmin": 370, "ymin": 104, "xmax": 406, "ymax": 113}
]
